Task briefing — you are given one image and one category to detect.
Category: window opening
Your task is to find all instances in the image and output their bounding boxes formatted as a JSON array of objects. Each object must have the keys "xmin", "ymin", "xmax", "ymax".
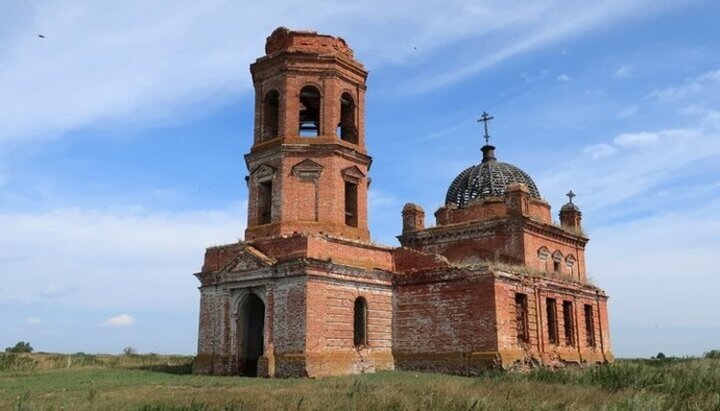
[
  {"xmin": 552, "ymin": 251, "xmax": 563, "ymax": 273},
  {"xmin": 353, "ymin": 297, "xmax": 368, "ymax": 347},
  {"xmin": 299, "ymin": 86, "xmax": 320, "ymax": 136},
  {"xmin": 258, "ymin": 181, "xmax": 272, "ymax": 225},
  {"xmin": 338, "ymin": 93, "xmax": 358, "ymax": 144},
  {"xmin": 263, "ymin": 90, "xmax": 279, "ymax": 140},
  {"xmin": 547, "ymin": 298, "xmax": 558, "ymax": 345},
  {"xmin": 584, "ymin": 304, "xmax": 596, "ymax": 347},
  {"xmin": 345, "ymin": 181, "xmax": 358, "ymax": 227},
  {"xmin": 563, "ymin": 301, "xmax": 575, "ymax": 346},
  {"xmin": 515, "ymin": 293, "xmax": 529, "ymax": 343}
]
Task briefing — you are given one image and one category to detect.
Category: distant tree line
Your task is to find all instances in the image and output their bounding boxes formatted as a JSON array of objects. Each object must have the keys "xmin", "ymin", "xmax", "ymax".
[{"xmin": 5, "ymin": 341, "xmax": 33, "ymax": 353}]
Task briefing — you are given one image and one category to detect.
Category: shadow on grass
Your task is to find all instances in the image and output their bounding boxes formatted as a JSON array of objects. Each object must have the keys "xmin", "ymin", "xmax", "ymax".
[{"xmin": 133, "ymin": 363, "xmax": 194, "ymax": 375}]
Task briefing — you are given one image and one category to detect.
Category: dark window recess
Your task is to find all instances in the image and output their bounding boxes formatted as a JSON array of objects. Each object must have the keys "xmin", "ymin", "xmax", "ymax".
[
  {"xmin": 299, "ymin": 86, "xmax": 320, "ymax": 137},
  {"xmin": 263, "ymin": 90, "xmax": 279, "ymax": 140},
  {"xmin": 353, "ymin": 297, "xmax": 368, "ymax": 347},
  {"xmin": 553, "ymin": 260, "xmax": 561, "ymax": 273},
  {"xmin": 345, "ymin": 181, "xmax": 358, "ymax": 227},
  {"xmin": 338, "ymin": 93, "xmax": 358, "ymax": 144},
  {"xmin": 584, "ymin": 304, "xmax": 596, "ymax": 347},
  {"xmin": 563, "ymin": 301, "xmax": 575, "ymax": 346},
  {"xmin": 515, "ymin": 293, "xmax": 529, "ymax": 343},
  {"xmin": 547, "ymin": 298, "xmax": 558, "ymax": 345},
  {"xmin": 258, "ymin": 181, "xmax": 272, "ymax": 225}
]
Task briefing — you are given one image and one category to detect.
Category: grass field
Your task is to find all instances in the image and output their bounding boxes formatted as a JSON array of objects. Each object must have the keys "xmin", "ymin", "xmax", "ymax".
[{"xmin": 1, "ymin": 353, "xmax": 719, "ymax": 410}]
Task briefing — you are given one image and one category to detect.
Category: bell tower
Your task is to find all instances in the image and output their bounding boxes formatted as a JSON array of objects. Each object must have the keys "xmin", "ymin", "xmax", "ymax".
[{"xmin": 245, "ymin": 27, "xmax": 371, "ymax": 242}]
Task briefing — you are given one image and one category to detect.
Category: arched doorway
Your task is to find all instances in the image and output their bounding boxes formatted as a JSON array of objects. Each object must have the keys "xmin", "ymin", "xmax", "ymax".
[{"xmin": 239, "ymin": 293, "xmax": 265, "ymax": 376}]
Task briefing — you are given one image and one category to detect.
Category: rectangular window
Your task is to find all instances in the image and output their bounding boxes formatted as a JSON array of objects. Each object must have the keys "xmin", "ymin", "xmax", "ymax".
[
  {"xmin": 563, "ymin": 301, "xmax": 575, "ymax": 346},
  {"xmin": 546, "ymin": 298, "xmax": 558, "ymax": 345},
  {"xmin": 258, "ymin": 181, "xmax": 272, "ymax": 225},
  {"xmin": 345, "ymin": 181, "xmax": 358, "ymax": 227},
  {"xmin": 584, "ymin": 304, "xmax": 596, "ymax": 347},
  {"xmin": 515, "ymin": 293, "xmax": 529, "ymax": 343}
]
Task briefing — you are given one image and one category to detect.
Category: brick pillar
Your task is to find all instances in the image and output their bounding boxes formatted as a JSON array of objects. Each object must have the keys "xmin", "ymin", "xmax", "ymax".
[
  {"xmin": 402, "ymin": 203, "xmax": 425, "ymax": 233},
  {"xmin": 560, "ymin": 204, "xmax": 582, "ymax": 230},
  {"xmin": 505, "ymin": 183, "xmax": 530, "ymax": 217}
]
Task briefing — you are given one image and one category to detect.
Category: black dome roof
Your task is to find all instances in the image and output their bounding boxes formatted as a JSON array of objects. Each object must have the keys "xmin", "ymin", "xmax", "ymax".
[{"xmin": 445, "ymin": 145, "xmax": 541, "ymax": 208}]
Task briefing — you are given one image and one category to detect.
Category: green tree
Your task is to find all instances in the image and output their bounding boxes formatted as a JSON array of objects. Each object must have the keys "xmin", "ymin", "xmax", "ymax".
[
  {"xmin": 4, "ymin": 341, "xmax": 33, "ymax": 353},
  {"xmin": 703, "ymin": 349, "xmax": 720, "ymax": 359}
]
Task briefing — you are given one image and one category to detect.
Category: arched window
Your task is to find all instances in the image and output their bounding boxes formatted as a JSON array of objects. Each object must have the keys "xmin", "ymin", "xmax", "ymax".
[
  {"xmin": 338, "ymin": 92, "xmax": 357, "ymax": 144},
  {"xmin": 565, "ymin": 255, "xmax": 577, "ymax": 275},
  {"xmin": 299, "ymin": 86, "xmax": 321, "ymax": 137},
  {"xmin": 353, "ymin": 297, "xmax": 368, "ymax": 347},
  {"xmin": 263, "ymin": 90, "xmax": 279, "ymax": 140},
  {"xmin": 538, "ymin": 247, "xmax": 550, "ymax": 261},
  {"xmin": 552, "ymin": 251, "xmax": 563, "ymax": 273}
]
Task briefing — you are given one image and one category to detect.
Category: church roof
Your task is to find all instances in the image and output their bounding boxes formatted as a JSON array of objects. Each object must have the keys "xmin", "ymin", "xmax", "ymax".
[{"xmin": 445, "ymin": 145, "xmax": 541, "ymax": 208}]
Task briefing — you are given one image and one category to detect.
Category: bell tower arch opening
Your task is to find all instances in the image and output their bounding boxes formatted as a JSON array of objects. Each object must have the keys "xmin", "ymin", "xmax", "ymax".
[
  {"xmin": 299, "ymin": 86, "xmax": 321, "ymax": 137},
  {"xmin": 262, "ymin": 90, "xmax": 280, "ymax": 140},
  {"xmin": 338, "ymin": 92, "xmax": 357, "ymax": 144},
  {"xmin": 238, "ymin": 293, "xmax": 265, "ymax": 377}
]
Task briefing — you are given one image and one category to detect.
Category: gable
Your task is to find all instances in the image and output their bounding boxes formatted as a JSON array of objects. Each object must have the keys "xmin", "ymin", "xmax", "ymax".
[
  {"xmin": 292, "ymin": 159, "xmax": 324, "ymax": 180},
  {"xmin": 224, "ymin": 246, "xmax": 276, "ymax": 273},
  {"xmin": 251, "ymin": 164, "xmax": 275, "ymax": 183},
  {"xmin": 341, "ymin": 165, "xmax": 365, "ymax": 183}
]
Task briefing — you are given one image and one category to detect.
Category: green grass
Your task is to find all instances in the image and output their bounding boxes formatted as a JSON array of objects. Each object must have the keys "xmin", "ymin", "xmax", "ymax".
[{"xmin": 1, "ymin": 354, "xmax": 719, "ymax": 410}]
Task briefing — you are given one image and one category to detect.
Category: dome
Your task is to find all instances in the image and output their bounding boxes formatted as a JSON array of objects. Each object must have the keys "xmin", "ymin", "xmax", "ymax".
[{"xmin": 445, "ymin": 145, "xmax": 541, "ymax": 208}]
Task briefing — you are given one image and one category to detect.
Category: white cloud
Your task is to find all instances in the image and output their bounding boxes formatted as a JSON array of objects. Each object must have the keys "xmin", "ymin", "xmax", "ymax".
[
  {"xmin": 591, "ymin": 200, "xmax": 720, "ymax": 330},
  {"xmin": 649, "ymin": 68, "xmax": 720, "ymax": 102},
  {"xmin": 25, "ymin": 317, "xmax": 42, "ymax": 325},
  {"xmin": 542, "ymin": 123, "xmax": 720, "ymax": 215},
  {"xmin": 613, "ymin": 131, "xmax": 660, "ymax": 147},
  {"xmin": 557, "ymin": 73, "xmax": 571, "ymax": 82},
  {"xmin": 102, "ymin": 314, "xmax": 135, "ymax": 327},
  {"xmin": 369, "ymin": 188, "xmax": 400, "ymax": 208},
  {"xmin": 613, "ymin": 64, "xmax": 633, "ymax": 79},
  {"xmin": 583, "ymin": 143, "xmax": 617, "ymax": 158},
  {"xmin": 0, "ymin": 0, "xmax": 680, "ymax": 142},
  {"xmin": 618, "ymin": 106, "xmax": 638, "ymax": 118},
  {"xmin": 402, "ymin": 0, "xmax": 670, "ymax": 94},
  {"xmin": 0, "ymin": 204, "xmax": 246, "ymax": 310}
]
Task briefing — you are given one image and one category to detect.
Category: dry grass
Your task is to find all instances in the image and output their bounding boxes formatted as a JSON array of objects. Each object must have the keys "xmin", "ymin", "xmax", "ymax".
[{"xmin": 1, "ymin": 354, "xmax": 720, "ymax": 410}]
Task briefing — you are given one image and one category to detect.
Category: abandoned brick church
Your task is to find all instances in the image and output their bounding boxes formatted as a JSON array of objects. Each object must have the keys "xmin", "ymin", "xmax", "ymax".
[{"xmin": 192, "ymin": 27, "xmax": 613, "ymax": 377}]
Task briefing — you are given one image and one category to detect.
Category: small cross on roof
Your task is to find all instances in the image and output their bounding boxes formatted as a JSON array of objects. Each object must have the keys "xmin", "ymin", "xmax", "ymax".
[{"xmin": 566, "ymin": 190, "xmax": 576, "ymax": 203}]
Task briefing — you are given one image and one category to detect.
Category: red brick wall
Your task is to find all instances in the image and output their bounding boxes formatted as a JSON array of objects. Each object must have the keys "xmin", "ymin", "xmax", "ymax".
[
  {"xmin": 522, "ymin": 230, "xmax": 587, "ymax": 281},
  {"xmin": 493, "ymin": 276, "xmax": 611, "ymax": 365},
  {"xmin": 305, "ymin": 277, "xmax": 394, "ymax": 377},
  {"xmin": 435, "ymin": 197, "xmax": 551, "ymax": 226},
  {"xmin": 272, "ymin": 277, "xmax": 308, "ymax": 377},
  {"xmin": 394, "ymin": 269, "xmax": 499, "ymax": 374}
]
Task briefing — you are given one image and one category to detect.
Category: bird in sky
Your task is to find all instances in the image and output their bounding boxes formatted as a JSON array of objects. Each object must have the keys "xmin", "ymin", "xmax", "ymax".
[{"xmin": 38, "ymin": 34, "xmax": 45, "ymax": 38}]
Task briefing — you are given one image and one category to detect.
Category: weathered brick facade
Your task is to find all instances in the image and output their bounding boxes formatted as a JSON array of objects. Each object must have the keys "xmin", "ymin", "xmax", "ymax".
[{"xmin": 193, "ymin": 27, "xmax": 613, "ymax": 377}]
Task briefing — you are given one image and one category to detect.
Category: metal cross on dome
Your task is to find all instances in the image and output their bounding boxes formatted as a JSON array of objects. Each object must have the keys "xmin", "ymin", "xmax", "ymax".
[
  {"xmin": 478, "ymin": 111, "xmax": 495, "ymax": 145},
  {"xmin": 566, "ymin": 190, "xmax": 576, "ymax": 203}
]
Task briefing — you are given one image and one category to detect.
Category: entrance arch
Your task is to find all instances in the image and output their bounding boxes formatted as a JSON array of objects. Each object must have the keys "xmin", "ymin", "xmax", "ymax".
[{"xmin": 238, "ymin": 293, "xmax": 265, "ymax": 376}]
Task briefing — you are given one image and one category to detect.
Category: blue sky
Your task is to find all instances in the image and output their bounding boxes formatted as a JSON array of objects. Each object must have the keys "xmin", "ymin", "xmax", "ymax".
[{"xmin": 1, "ymin": 0, "xmax": 719, "ymax": 358}]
